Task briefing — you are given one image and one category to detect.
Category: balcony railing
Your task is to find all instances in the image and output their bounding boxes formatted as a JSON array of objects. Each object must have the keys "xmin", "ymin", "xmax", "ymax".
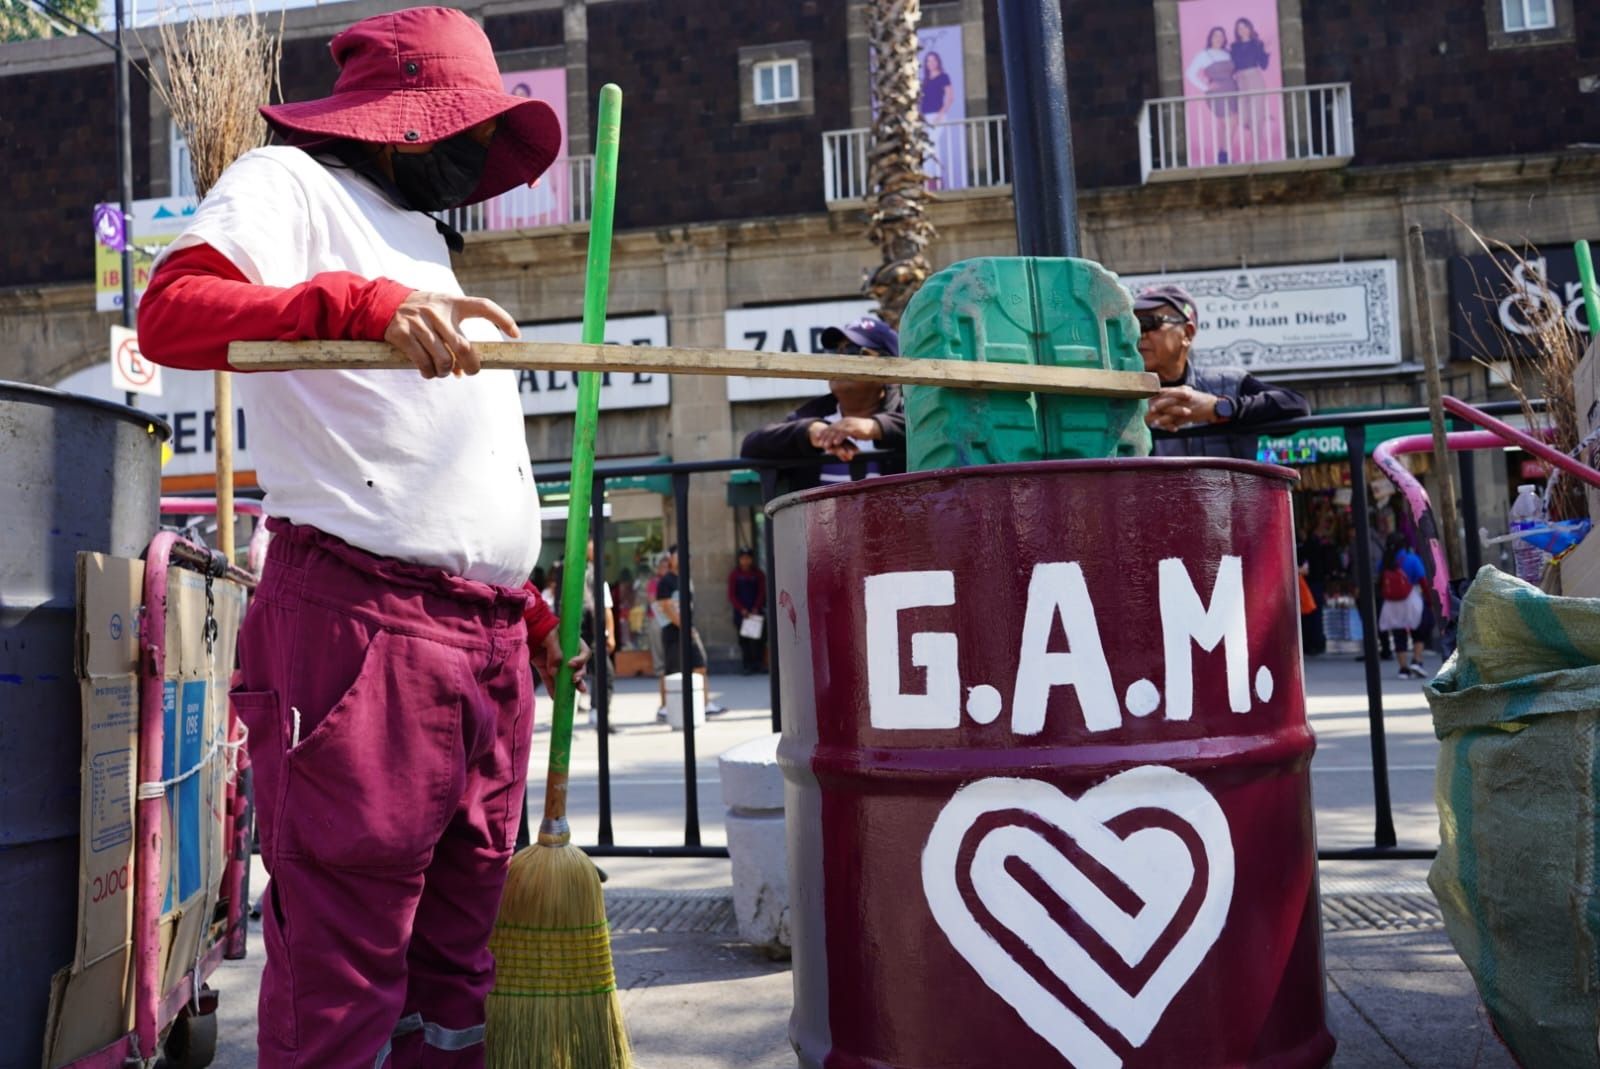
[
  {"xmin": 445, "ymin": 154, "xmax": 595, "ymax": 235},
  {"xmin": 823, "ymin": 114, "xmax": 1011, "ymax": 204},
  {"xmin": 1138, "ymin": 82, "xmax": 1354, "ymax": 183}
]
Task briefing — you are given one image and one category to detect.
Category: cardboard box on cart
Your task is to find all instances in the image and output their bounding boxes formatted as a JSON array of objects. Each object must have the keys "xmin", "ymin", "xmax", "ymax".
[{"xmin": 41, "ymin": 553, "xmax": 246, "ymax": 1067}]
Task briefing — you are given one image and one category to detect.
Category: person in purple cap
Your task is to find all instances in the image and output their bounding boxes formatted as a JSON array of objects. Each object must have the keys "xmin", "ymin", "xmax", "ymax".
[
  {"xmin": 1134, "ymin": 283, "xmax": 1310, "ymax": 458},
  {"xmin": 739, "ymin": 315, "xmax": 907, "ymax": 491},
  {"xmin": 138, "ymin": 8, "xmax": 589, "ymax": 1066}
]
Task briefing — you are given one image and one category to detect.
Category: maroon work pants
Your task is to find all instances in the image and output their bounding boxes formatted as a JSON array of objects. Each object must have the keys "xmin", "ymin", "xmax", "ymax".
[{"xmin": 233, "ymin": 520, "xmax": 534, "ymax": 1068}]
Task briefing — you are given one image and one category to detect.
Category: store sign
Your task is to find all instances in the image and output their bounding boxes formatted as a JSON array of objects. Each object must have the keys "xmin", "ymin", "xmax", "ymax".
[
  {"xmin": 724, "ymin": 298, "xmax": 876, "ymax": 402},
  {"xmin": 1447, "ymin": 246, "xmax": 1590, "ymax": 359},
  {"xmin": 517, "ymin": 314, "xmax": 671, "ymax": 415},
  {"xmin": 53, "ymin": 364, "xmax": 249, "ymax": 479},
  {"xmin": 1122, "ymin": 260, "xmax": 1402, "ymax": 373},
  {"xmin": 1256, "ymin": 418, "xmax": 1436, "ymax": 465},
  {"xmin": 94, "ymin": 197, "xmax": 198, "ymax": 312}
]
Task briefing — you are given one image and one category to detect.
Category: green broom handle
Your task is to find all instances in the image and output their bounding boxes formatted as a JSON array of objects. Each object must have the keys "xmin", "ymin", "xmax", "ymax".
[
  {"xmin": 1577, "ymin": 240, "xmax": 1600, "ymax": 338},
  {"xmin": 544, "ymin": 84, "xmax": 622, "ymax": 833}
]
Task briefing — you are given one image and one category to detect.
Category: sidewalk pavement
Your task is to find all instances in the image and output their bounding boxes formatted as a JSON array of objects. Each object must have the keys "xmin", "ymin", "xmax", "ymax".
[{"xmin": 202, "ymin": 655, "xmax": 1517, "ymax": 1068}]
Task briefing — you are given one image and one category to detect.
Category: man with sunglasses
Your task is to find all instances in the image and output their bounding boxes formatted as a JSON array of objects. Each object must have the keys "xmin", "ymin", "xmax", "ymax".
[{"xmin": 1133, "ymin": 283, "xmax": 1310, "ymax": 458}]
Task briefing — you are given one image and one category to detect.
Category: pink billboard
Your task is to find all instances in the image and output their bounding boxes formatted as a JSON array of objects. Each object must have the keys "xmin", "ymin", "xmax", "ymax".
[
  {"xmin": 486, "ymin": 68, "xmax": 570, "ymax": 228},
  {"xmin": 1178, "ymin": 0, "xmax": 1283, "ymax": 166}
]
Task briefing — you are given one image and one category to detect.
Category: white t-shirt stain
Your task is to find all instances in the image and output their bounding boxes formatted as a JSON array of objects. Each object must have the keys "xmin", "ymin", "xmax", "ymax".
[{"xmin": 162, "ymin": 146, "xmax": 540, "ymax": 586}]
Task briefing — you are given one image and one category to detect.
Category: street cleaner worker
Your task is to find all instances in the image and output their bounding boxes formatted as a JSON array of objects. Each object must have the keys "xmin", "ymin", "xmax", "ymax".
[{"xmin": 138, "ymin": 8, "xmax": 589, "ymax": 1067}]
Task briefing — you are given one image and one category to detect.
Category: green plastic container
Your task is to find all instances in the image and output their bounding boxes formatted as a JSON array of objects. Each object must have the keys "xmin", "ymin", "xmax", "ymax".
[{"xmin": 900, "ymin": 257, "xmax": 1150, "ymax": 470}]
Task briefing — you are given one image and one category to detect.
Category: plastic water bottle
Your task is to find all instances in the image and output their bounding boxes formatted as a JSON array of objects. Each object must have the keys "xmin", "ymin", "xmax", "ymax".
[{"xmin": 1509, "ymin": 484, "xmax": 1547, "ymax": 583}]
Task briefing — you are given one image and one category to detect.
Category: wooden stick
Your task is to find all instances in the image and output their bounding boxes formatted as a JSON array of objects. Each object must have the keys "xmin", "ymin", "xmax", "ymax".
[
  {"xmin": 1408, "ymin": 224, "xmax": 1464, "ymax": 580},
  {"xmin": 228, "ymin": 340, "xmax": 1159, "ymax": 399},
  {"xmin": 214, "ymin": 370, "xmax": 235, "ymax": 562}
]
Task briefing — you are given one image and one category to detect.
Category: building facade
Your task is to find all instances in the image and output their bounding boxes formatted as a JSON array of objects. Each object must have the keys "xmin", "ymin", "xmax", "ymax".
[{"xmin": 2, "ymin": 0, "xmax": 1596, "ymax": 656}]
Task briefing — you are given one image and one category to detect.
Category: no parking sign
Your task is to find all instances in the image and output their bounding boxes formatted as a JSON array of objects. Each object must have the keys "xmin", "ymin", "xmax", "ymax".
[{"xmin": 110, "ymin": 326, "xmax": 161, "ymax": 397}]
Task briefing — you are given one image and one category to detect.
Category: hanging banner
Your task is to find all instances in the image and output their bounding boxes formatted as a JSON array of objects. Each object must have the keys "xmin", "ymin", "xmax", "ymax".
[
  {"xmin": 918, "ymin": 25, "xmax": 967, "ymax": 191},
  {"xmin": 1178, "ymin": 0, "xmax": 1284, "ymax": 167},
  {"xmin": 1122, "ymin": 260, "xmax": 1402, "ymax": 372},
  {"xmin": 94, "ymin": 197, "xmax": 198, "ymax": 312},
  {"xmin": 517, "ymin": 314, "xmax": 671, "ymax": 415},
  {"xmin": 724, "ymin": 298, "xmax": 876, "ymax": 402},
  {"xmin": 485, "ymin": 68, "xmax": 571, "ymax": 229}
]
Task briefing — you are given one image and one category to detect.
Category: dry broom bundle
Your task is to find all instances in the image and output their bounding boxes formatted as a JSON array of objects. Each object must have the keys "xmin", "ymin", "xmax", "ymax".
[
  {"xmin": 1454, "ymin": 218, "xmax": 1588, "ymax": 521},
  {"xmin": 142, "ymin": 2, "xmax": 281, "ymax": 560},
  {"xmin": 145, "ymin": 2, "xmax": 282, "ymax": 197}
]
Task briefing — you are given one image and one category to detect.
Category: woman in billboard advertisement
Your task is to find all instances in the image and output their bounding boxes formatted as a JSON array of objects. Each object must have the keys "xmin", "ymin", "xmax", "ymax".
[
  {"xmin": 1186, "ymin": 26, "xmax": 1238, "ymax": 164},
  {"xmin": 921, "ymin": 51, "xmax": 954, "ymax": 122},
  {"xmin": 917, "ymin": 28, "xmax": 966, "ymax": 190},
  {"xmin": 1231, "ymin": 18, "xmax": 1273, "ymax": 162}
]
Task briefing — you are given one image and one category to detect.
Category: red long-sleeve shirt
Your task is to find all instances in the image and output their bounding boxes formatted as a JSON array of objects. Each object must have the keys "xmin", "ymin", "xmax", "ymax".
[
  {"xmin": 140, "ymin": 241, "xmax": 561, "ymax": 642},
  {"xmin": 138, "ymin": 242, "xmax": 415, "ymax": 372}
]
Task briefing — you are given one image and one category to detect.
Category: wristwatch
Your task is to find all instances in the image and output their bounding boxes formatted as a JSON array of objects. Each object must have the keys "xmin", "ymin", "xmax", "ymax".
[{"xmin": 1214, "ymin": 395, "xmax": 1237, "ymax": 422}]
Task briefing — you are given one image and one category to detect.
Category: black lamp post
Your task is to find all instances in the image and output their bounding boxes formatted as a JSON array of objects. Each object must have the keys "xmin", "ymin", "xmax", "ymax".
[
  {"xmin": 30, "ymin": 0, "xmax": 136, "ymax": 332},
  {"xmin": 995, "ymin": 0, "xmax": 1080, "ymax": 259}
]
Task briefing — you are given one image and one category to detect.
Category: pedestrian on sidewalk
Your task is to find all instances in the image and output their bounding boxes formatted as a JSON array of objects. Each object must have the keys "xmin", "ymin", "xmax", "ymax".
[
  {"xmin": 1379, "ymin": 533, "xmax": 1429, "ymax": 679},
  {"xmin": 653, "ymin": 544, "xmax": 726, "ymax": 718},
  {"xmin": 728, "ymin": 547, "xmax": 767, "ymax": 674},
  {"xmin": 137, "ymin": 9, "xmax": 589, "ymax": 1066}
]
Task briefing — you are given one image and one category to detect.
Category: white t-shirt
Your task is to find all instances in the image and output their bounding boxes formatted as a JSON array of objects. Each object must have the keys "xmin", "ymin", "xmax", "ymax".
[{"xmin": 160, "ymin": 147, "xmax": 539, "ymax": 586}]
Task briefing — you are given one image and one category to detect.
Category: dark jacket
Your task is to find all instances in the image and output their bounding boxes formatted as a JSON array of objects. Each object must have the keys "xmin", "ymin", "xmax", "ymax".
[
  {"xmin": 740, "ymin": 387, "xmax": 907, "ymax": 492},
  {"xmin": 1153, "ymin": 363, "xmax": 1310, "ymax": 459}
]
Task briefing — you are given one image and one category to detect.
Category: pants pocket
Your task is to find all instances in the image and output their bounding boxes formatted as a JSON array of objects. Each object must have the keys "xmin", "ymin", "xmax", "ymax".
[{"xmin": 277, "ymin": 630, "xmax": 467, "ymax": 871}]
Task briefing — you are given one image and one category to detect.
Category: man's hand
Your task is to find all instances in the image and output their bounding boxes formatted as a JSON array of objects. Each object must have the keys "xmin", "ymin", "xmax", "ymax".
[
  {"xmin": 1146, "ymin": 386, "xmax": 1222, "ymax": 432},
  {"xmin": 808, "ymin": 418, "xmax": 877, "ymax": 461},
  {"xmin": 821, "ymin": 416, "xmax": 882, "ymax": 443},
  {"xmin": 385, "ymin": 291, "xmax": 521, "ymax": 379},
  {"xmin": 531, "ymin": 629, "xmax": 591, "ymax": 695}
]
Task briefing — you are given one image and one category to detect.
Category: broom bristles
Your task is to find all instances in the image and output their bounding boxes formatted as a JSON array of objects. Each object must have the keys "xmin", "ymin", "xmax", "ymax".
[{"xmin": 488, "ymin": 843, "xmax": 633, "ymax": 1069}]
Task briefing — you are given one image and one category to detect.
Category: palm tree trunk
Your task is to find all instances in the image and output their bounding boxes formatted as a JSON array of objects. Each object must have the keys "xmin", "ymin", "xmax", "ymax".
[{"xmin": 864, "ymin": 0, "xmax": 937, "ymax": 330}]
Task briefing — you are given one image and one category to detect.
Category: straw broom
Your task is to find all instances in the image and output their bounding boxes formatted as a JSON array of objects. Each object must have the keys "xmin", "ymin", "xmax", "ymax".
[
  {"xmin": 144, "ymin": 3, "xmax": 282, "ymax": 558},
  {"xmin": 487, "ymin": 83, "xmax": 632, "ymax": 1069}
]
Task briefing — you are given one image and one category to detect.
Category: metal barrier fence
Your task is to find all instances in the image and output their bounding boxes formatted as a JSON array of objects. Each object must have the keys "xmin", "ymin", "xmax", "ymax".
[
  {"xmin": 579, "ymin": 454, "xmax": 886, "ymax": 858},
  {"xmin": 568, "ymin": 402, "xmax": 1528, "ymax": 862}
]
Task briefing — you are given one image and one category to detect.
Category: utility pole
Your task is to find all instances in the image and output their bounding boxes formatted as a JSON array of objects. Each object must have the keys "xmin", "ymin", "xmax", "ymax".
[{"xmin": 28, "ymin": 0, "xmax": 138, "ymax": 402}]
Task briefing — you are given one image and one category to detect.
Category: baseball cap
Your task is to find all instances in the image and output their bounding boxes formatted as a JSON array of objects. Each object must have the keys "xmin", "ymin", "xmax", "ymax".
[
  {"xmin": 820, "ymin": 316, "xmax": 900, "ymax": 356},
  {"xmin": 1133, "ymin": 284, "xmax": 1198, "ymax": 327}
]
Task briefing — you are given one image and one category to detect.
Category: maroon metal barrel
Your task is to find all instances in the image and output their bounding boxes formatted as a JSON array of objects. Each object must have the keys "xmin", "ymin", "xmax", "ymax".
[{"xmin": 773, "ymin": 459, "xmax": 1334, "ymax": 1069}]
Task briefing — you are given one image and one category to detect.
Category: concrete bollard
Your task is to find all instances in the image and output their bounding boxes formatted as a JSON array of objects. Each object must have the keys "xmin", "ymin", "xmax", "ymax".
[{"xmin": 717, "ymin": 733, "xmax": 790, "ymax": 958}]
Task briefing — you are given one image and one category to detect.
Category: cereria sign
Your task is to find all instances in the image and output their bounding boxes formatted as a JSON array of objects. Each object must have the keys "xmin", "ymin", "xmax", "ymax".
[{"xmin": 773, "ymin": 460, "xmax": 1335, "ymax": 1069}]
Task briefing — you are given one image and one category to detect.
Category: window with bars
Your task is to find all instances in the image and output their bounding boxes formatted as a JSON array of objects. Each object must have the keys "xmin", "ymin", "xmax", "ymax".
[
  {"xmin": 753, "ymin": 59, "xmax": 799, "ymax": 106},
  {"xmin": 1502, "ymin": 0, "xmax": 1555, "ymax": 31}
]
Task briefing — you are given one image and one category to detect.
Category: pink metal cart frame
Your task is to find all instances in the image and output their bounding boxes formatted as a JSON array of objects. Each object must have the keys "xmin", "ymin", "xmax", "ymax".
[{"xmin": 61, "ymin": 526, "xmax": 259, "ymax": 1068}]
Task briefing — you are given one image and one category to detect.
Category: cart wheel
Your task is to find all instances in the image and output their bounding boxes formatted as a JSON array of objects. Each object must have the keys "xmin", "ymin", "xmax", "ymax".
[{"xmin": 161, "ymin": 1009, "xmax": 219, "ymax": 1069}]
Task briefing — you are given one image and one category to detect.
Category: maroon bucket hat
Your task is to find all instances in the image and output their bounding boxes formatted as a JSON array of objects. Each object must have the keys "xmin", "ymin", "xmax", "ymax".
[{"xmin": 260, "ymin": 6, "xmax": 563, "ymax": 206}]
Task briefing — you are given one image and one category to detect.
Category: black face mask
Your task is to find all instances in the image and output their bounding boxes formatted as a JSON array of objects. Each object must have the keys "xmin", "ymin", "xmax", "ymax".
[{"xmin": 389, "ymin": 132, "xmax": 490, "ymax": 212}]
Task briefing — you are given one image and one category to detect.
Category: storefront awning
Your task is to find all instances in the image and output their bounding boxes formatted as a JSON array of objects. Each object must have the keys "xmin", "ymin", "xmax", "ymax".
[{"xmin": 1257, "ymin": 418, "xmax": 1437, "ymax": 465}]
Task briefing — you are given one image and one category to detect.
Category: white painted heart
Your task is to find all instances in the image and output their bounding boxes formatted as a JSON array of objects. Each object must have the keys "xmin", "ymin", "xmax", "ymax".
[{"xmin": 921, "ymin": 767, "xmax": 1235, "ymax": 1069}]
